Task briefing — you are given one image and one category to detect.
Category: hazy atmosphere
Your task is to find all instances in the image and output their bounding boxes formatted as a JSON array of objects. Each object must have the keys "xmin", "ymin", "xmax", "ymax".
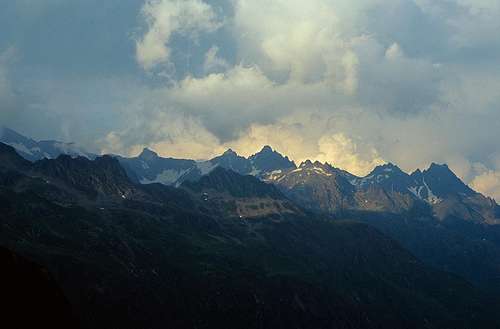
[{"xmin": 1, "ymin": 0, "xmax": 500, "ymax": 199}]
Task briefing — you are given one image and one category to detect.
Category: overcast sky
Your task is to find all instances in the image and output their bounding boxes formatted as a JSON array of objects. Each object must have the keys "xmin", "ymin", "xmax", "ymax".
[{"xmin": 1, "ymin": 0, "xmax": 500, "ymax": 199}]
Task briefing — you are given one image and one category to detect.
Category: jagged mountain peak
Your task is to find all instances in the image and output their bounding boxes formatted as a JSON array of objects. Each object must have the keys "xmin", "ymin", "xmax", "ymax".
[
  {"xmin": 297, "ymin": 160, "xmax": 332, "ymax": 171},
  {"xmin": 369, "ymin": 162, "xmax": 404, "ymax": 175},
  {"xmin": 223, "ymin": 148, "xmax": 238, "ymax": 156},
  {"xmin": 138, "ymin": 147, "xmax": 159, "ymax": 160},
  {"xmin": 426, "ymin": 162, "xmax": 452, "ymax": 174},
  {"xmin": 362, "ymin": 162, "xmax": 409, "ymax": 183},
  {"xmin": 249, "ymin": 146, "xmax": 296, "ymax": 174},
  {"xmin": 420, "ymin": 162, "xmax": 475, "ymax": 198},
  {"xmin": 324, "ymin": 162, "xmax": 338, "ymax": 169},
  {"xmin": 411, "ymin": 168, "xmax": 423, "ymax": 176},
  {"xmin": 354, "ymin": 162, "xmax": 416, "ymax": 196},
  {"xmin": 0, "ymin": 127, "xmax": 95, "ymax": 161},
  {"xmin": 299, "ymin": 160, "xmax": 314, "ymax": 168},
  {"xmin": 211, "ymin": 148, "xmax": 251, "ymax": 167},
  {"xmin": 260, "ymin": 145, "xmax": 273, "ymax": 153}
]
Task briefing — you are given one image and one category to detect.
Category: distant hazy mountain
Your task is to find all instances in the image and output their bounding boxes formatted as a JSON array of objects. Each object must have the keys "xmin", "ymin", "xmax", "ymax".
[
  {"xmin": 116, "ymin": 148, "xmax": 202, "ymax": 186},
  {"xmin": 248, "ymin": 145, "xmax": 296, "ymax": 175},
  {"xmin": 0, "ymin": 127, "xmax": 95, "ymax": 161},
  {"xmin": 210, "ymin": 149, "xmax": 254, "ymax": 175},
  {"xmin": 117, "ymin": 145, "xmax": 297, "ymax": 187},
  {"xmin": 206, "ymin": 145, "xmax": 296, "ymax": 178}
]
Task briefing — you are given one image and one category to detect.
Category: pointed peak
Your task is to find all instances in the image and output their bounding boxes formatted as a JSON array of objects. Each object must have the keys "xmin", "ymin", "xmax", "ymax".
[
  {"xmin": 139, "ymin": 147, "xmax": 158, "ymax": 159},
  {"xmin": 223, "ymin": 148, "xmax": 238, "ymax": 156},
  {"xmin": 300, "ymin": 160, "xmax": 314, "ymax": 168},
  {"xmin": 260, "ymin": 145, "xmax": 273, "ymax": 153},
  {"xmin": 371, "ymin": 162, "xmax": 402, "ymax": 173},
  {"xmin": 251, "ymin": 145, "xmax": 287, "ymax": 158},
  {"xmin": 425, "ymin": 163, "xmax": 456, "ymax": 176},
  {"xmin": 411, "ymin": 168, "xmax": 423, "ymax": 176},
  {"xmin": 248, "ymin": 145, "xmax": 296, "ymax": 172},
  {"xmin": 313, "ymin": 160, "xmax": 323, "ymax": 166},
  {"xmin": 423, "ymin": 163, "xmax": 475, "ymax": 197},
  {"xmin": 384, "ymin": 162, "xmax": 399, "ymax": 168}
]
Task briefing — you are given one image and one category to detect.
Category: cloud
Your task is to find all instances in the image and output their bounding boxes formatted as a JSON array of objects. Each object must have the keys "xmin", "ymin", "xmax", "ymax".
[
  {"xmin": 136, "ymin": 0, "xmax": 221, "ymax": 71},
  {"xmin": 233, "ymin": 0, "xmax": 359, "ymax": 91},
  {"xmin": 0, "ymin": 47, "xmax": 16, "ymax": 102},
  {"xmin": 314, "ymin": 134, "xmax": 385, "ymax": 175},
  {"xmin": 100, "ymin": 110, "xmax": 224, "ymax": 160},
  {"xmin": 471, "ymin": 170, "xmax": 500, "ymax": 201},
  {"xmin": 203, "ymin": 46, "xmax": 229, "ymax": 73}
]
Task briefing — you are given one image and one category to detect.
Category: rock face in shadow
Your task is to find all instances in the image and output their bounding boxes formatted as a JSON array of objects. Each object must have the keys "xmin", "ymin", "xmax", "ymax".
[{"xmin": 0, "ymin": 246, "xmax": 78, "ymax": 329}]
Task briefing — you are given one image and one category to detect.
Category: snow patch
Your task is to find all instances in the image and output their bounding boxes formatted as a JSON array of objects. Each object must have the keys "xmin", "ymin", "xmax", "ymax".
[
  {"xmin": 196, "ymin": 161, "xmax": 217, "ymax": 175},
  {"xmin": 312, "ymin": 167, "xmax": 332, "ymax": 176},
  {"xmin": 6, "ymin": 142, "xmax": 34, "ymax": 156},
  {"xmin": 408, "ymin": 180, "xmax": 441, "ymax": 204},
  {"xmin": 249, "ymin": 167, "xmax": 262, "ymax": 176},
  {"xmin": 140, "ymin": 169, "xmax": 190, "ymax": 185},
  {"xmin": 266, "ymin": 170, "xmax": 286, "ymax": 182},
  {"xmin": 422, "ymin": 178, "xmax": 441, "ymax": 204}
]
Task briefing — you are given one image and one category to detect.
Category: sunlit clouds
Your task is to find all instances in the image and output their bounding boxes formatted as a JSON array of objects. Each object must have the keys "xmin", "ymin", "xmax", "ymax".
[{"xmin": 1, "ymin": 0, "xmax": 500, "ymax": 198}]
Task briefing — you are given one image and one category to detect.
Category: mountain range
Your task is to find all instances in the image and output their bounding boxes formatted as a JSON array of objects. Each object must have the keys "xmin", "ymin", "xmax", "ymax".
[
  {"xmin": 0, "ymin": 127, "xmax": 95, "ymax": 161},
  {"xmin": 4, "ymin": 127, "xmax": 498, "ymax": 224},
  {"xmin": 2, "ymin": 127, "xmax": 500, "ymax": 328}
]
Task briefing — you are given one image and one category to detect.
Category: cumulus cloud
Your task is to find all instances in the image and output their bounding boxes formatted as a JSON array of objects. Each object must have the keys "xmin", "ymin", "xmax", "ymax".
[
  {"xmin": 471, "ymin": 170, "xmax": 500, "ymax": 201},
  {"xmin": 233, "ymin": 0, "xmax": 359, "ymax": 91},
  {"xmin": 100, "ymin": 111, "xmax": 224, "ymax": 160},
  {"xmin": 314, "ymin": 134, "xmax": 385, "ymax": 175},
  {"xmin": 136, "ymin": 0, "xmax": 221, "ymax": 71}
]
